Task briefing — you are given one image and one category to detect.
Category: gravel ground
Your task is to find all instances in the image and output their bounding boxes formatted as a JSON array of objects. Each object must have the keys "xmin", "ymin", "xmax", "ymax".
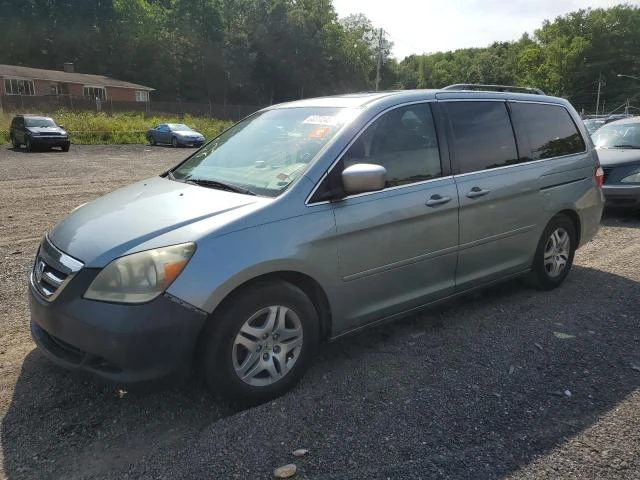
[{"xmin": 0, "ymin": 145, "xmax": 639, "ymax": 480}]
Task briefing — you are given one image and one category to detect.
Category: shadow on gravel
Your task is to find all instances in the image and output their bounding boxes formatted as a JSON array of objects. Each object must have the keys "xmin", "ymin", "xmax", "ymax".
[
  {"xmin": 601, "ymin": 209, "xmax": 640, "ymax": 228},
  {"xmin": 3, "ymin": 267, "xmax": 639, "ymax": 479}
]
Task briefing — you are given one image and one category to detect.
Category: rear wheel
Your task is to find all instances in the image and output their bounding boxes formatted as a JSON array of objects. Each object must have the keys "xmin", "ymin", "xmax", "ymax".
[
  {"xmin": 200, "ymin": 281, "xmax": 319, "ymax": 407},
  {"xmin": 525, "ymin": 214, "xmax": 576, "ymax": 290}
]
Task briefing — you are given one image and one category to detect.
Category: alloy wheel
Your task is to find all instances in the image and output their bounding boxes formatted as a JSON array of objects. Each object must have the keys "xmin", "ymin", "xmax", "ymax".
[
  {"xmin": 232, "ymin": 305, "xmax": 303, "ymax": 387},
  {"xmin": 543, "ymin": 227, "xmax": 570, "ymax": 278}
]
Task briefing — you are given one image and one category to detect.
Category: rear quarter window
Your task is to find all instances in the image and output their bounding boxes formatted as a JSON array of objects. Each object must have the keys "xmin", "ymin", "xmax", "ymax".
[{"xmin": 510, "ymin": 102, "xmax": 586, "ymax": 161}]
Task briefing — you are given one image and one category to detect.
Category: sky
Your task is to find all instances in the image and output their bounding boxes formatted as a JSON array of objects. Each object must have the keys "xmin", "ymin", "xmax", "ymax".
[{"xmin": 332, "ymin": 0, "xmax": 639, "ymax": 59}]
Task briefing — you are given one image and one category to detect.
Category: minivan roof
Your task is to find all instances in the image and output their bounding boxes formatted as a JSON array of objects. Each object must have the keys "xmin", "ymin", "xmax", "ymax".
[{"xmin": 267, "ymin": 88, "xmax": 565, "ymax": 110}]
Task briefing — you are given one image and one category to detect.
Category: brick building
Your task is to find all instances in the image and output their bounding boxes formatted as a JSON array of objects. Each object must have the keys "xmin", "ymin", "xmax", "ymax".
[{"xmin": 0, "ymin": 63, "xmax": 154, "ymax": 102}]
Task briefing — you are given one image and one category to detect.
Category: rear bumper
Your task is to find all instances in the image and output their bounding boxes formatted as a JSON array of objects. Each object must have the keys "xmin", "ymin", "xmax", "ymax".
[
  {"xmin": 29, "ymin": 268, "xmax": 207, "ymax": 388},
  {"xmin": 602, "ymin": 184, "xmax": 640, "ymax": 209}
]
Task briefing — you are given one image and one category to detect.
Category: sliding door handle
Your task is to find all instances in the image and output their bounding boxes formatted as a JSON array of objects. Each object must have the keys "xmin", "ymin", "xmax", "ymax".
[
  {"xmin": 425, "ymin": 194, "xmax": 452, "ymax": 207},
  {"xmin": 466, "ymin": 187, "xmax": 491, "ymax": 199}
]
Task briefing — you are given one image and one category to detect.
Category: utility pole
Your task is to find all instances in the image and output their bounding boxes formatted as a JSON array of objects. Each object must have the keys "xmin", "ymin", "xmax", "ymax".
[
  {"xmin": 625, "ymin": 98, "xmax": 630, "ymax": 115},
  {"xmin": 375, "ymin": 28, "xmax": 384, "ymax": 91},
  {"xmin": 595, "ymin": 73, "xmax": 605, "ymax": 115}
]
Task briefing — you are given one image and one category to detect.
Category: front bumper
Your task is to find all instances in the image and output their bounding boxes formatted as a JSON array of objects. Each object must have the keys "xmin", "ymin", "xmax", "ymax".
[
  {"xmin": 602, "ymin": 184, "xmax": 640, "ymax": 209},
  {"xmin": 31, "ymin": 136, "xmax": 70, "ymax": 148},
  {"xmin": 179, "ymin": 139, "xmax": 204, "ymax": 147},
  {"xmin": 29, "ymin": 267, "xmax": 207, "ymax": 387}
]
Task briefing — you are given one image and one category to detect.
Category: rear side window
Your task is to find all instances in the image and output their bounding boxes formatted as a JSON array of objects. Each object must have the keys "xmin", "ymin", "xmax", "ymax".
[
  {"xmin": 510, "ymin": 102, "xmax": 586, "ymax": 160},
  {"xmin": 444, "ymin": 101, "xmax": 518, "ymax": 174}
]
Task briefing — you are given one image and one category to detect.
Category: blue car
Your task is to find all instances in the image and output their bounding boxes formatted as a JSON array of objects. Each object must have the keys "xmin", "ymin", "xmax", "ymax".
[{"xmin": 146, "ymin": 123, "xmax": 205, "ymax": 147}]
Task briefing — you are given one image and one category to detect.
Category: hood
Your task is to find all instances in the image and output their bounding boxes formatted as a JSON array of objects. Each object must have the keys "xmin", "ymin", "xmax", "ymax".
[
  {"xmin": 28, "ymin": 126, "xmax": 66, "ymax": 135},
  {"xmin": 596, "ymin": 147, "xmax": 640, "ymax": 167},
  {"xmin": 49, "ymin": 176, "xmax": 265, "ymax": 266}
]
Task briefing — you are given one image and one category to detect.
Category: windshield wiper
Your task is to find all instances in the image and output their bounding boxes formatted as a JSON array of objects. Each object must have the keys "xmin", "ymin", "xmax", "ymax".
[
  {"xmin": 185, "ymin": 178, "xmax": 256, "ymax": 196},
  {"xmin": 611, "ymin": 144, "xmax": 640, "ymax": 149},
  {"xmin": 166, "ymin": 170, "xmax": 178, "ymax": 181}
]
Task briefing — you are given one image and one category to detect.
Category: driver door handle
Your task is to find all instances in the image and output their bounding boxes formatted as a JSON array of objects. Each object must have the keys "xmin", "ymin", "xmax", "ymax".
[
  {"xmin": 466, "ymin": 187, "xmax": 491, "ymax": 199},
  {"xmin": 425, "ymin": 194, "xmax": 452, "ymax": 207}
]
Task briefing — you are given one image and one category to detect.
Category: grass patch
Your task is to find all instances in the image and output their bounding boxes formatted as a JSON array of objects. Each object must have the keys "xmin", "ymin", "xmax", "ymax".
[{"xmin": 0, "ymin": 110, "xmax": 232, "ymax": 145}]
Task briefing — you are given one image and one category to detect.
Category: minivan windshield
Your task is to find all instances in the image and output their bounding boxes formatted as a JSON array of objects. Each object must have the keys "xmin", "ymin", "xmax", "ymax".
[
  {"xmin": 171, "ymin": 107, "xmax": 350, "ymax": 197},
  {"xmin": 592, "ymin": 122, "xmax": 640, "ymax": 149},
  {"xmin": 25, "ymin": 117, "xmax": 56, "ymax": 128}
]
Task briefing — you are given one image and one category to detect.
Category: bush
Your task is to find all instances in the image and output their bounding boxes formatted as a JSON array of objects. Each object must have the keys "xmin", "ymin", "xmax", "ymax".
[{"xmin": 0, "ymin": 110, "xmax": 232, "ymax": 145}]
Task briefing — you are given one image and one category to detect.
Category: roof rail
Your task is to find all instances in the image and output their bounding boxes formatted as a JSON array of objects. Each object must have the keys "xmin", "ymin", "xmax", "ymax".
[{"xmin": 442, "ymin": 84, "xmax": 545, "ymax": 95}]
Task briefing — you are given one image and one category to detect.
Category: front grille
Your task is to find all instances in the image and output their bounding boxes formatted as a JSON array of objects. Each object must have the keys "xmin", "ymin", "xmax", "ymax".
[
  {"xmin": 602, "ymin": 166, "xmax": 613, "ymax": 183},
  {"xmin": 47, "ymin": 331, "xmax": 85, "ymax": 363},
  {"xmin": 31, "ymin": 236, "xmax": 83, "ymax": 301},
  {"xmin": 35, "ymin": 322, "xmax": 122, "ymax": 373},
  {"xmin": 32, "ymin": 258, "xmax": 68, "ymax": 298}
]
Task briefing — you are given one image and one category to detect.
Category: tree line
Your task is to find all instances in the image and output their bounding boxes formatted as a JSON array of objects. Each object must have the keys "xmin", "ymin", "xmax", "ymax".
[{"xmin": 0, "ymin": 1, "xmax": 638, "ymax": 113}]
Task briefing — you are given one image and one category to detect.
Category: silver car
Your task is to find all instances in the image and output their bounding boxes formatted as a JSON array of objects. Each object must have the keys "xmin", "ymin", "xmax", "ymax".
[
  {"xmin": 29, "ymin": 86, "xmax": 604, "ymax": 405},
  {"xmin": 591, "ymin": 116, "xmax": 640, "ymax": 209}
]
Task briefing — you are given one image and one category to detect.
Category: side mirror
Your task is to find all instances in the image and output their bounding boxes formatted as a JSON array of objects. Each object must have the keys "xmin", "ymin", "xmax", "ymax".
[{"xmin": 342, "ymin": 163, "xmax": 386, "ymax": 195}]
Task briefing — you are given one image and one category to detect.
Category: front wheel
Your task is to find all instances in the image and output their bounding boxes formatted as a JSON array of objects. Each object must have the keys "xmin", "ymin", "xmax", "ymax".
[
  {"xmin": 148, "ymin": 135, "xmax": 156, "ymax": 146},
  {"xmin": 525, "ymin": 214, "xmax": 576, "ymax": 290},
  {"xmin": 171, "ymin": 136, "xmax": 179, "ymax": 148},
  {"xmin": 25, "ymin": 137, "xmax": 32, "ymax": 152},
  {"xmin": 10, "ymin": 135, "xmax": 20, "ymax": 149},
  {"xmin": 200, "ymin": 281, "xmax": 319, "ymax": 407}
]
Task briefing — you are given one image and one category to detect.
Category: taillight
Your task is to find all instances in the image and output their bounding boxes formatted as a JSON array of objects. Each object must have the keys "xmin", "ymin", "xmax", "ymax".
[{"xmin": 595, "ymin": 166, "xmax": 604, "ymax": 188}]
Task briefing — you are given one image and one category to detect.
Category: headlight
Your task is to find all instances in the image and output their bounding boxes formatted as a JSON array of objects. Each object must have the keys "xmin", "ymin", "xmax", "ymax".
[
  {"xmin": 84, "ymin": 243, "xmax": 195, "ymax": 303},
  {"xmin": 621, "ymin": 171, "xmax": 640, "ymax": 183}
]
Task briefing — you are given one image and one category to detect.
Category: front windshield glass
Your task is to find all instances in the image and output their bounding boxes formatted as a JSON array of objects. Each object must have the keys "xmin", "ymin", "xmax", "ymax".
[
  {"xmin": 172, "ymin": 107, "xmax": 350, "ymax": 197},
  {"xmin": 169, "ymin": 124, "xmax": 192, "ymax": 132},
  {"xmin": 25, "ymin": 117, "xmax": 56, "ymax": 128},
  {"xmin": 592, "ymin": 122, "xmax": 640, "ymax": 148}
]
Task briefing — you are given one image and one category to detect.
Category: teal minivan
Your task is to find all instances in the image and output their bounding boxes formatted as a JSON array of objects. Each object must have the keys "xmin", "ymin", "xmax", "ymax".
[{"xmin": 29, "ymin": 85, "xmax": 604, "ymax": 405}]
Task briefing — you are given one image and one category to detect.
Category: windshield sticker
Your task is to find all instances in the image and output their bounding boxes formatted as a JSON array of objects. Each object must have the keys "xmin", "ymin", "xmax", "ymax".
[
  {"xmin": 308, "ymin": 126, "xmax": 331, "ymax": 139},
  {"xmin": 302, "ymin": 115, "xmax": 339, "ymax": 126}
]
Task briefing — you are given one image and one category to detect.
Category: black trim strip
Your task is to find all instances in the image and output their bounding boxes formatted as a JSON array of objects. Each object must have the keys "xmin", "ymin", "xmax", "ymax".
[{"xmin": 540, "ymin": 176, "xmax": 589, "ymax": 191}]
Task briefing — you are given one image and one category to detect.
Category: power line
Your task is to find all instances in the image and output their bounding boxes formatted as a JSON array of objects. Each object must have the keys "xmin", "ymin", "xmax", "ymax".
[{"xmin": 383, "ymin": 29, "xmax": 424, "ymax": 56}]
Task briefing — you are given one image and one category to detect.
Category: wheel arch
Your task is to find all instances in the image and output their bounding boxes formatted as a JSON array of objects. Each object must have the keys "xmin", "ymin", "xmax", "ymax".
[
  {"xmin": 556, "ymin": 208, "xmax": 581, "ymax": 247},
  {"xmin": 200, "ymin": 270, "xmax": 333, "ymax": 342}
]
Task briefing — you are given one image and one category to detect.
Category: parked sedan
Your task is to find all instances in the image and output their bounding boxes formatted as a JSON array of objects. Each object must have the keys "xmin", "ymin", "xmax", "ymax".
[
  {"xmin": 146, "ymin": 123, "xmax": 205, "ymax": 147},
  {"xmin": 592, "ymin": 116, "xmax": 640, "ymax": 209}
]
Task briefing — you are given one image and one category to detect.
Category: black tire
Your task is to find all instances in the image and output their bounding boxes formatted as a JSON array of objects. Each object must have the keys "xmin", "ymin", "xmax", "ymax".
[
  {"xmin": 525, "ymin": 214, "xmax": 576, "ymax": 290},
  {"xmin": 200, "ymin": 281, "xmax": 319, "ymax": 407},
  {"xmin": 61, "ymin": 143, "xmax": 70, "ymax": 152},
  {"xmin": 10, "ymin": 135, "xmax": 20, "ymax": 149},
  {"xmin": 25, "ymin": 137, "xmax": 32, "ymax": 152},
  {"xmin": 148, "ymin": 135, "xmax": 156, "ymax": 146},
  {"xmin": 171, "ymin": 136, "xmax": 179, "ymax": 148}
]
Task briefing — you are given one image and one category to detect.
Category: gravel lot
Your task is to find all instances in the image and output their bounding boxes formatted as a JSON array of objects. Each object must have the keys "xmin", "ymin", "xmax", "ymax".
[{"xmin": 0, "ymin": 145, "xmax": 639, "ymax": 480}]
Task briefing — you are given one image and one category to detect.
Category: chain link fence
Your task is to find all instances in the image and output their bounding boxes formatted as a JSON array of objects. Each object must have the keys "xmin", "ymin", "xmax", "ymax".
[{"xmin": 0, "ymin": 94, "xmax": 262, "ymax": 122}]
